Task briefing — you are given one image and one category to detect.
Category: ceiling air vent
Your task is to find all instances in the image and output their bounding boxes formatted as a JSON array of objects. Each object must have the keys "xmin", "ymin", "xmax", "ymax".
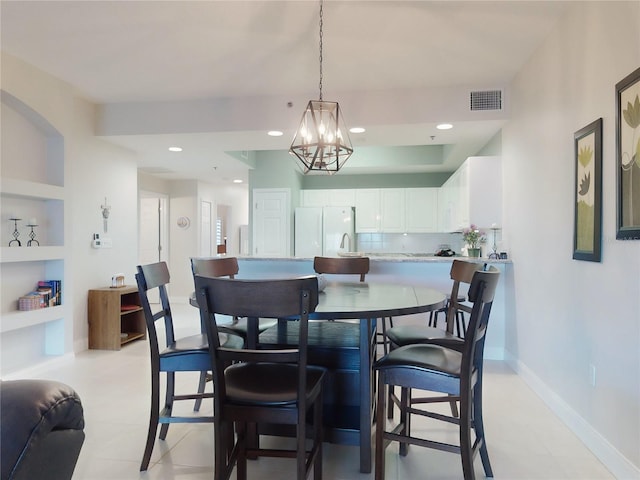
[{"xmin": 470, "ymin": 90, "xmax": 502, "ymax": 111}]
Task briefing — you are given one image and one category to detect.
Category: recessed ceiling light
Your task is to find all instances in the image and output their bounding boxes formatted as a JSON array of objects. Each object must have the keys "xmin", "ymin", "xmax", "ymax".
[
  {"xmin": 436, "ymin": 123, "xmax": 453, "ymax": 130},
  {"xmin": 350, "ymin": 127, "xmax": 366, "ymax": 134},
  {"xmin": 168, "ymin": 146, "xmax": 183, "ymax": 152},
  {"xmin": 233, "ymin": 179, "xmax": 243, "ymax": 184},
  {"xmin": 267, "ymin": 130, "xmax": 283, "ymax": 137}
]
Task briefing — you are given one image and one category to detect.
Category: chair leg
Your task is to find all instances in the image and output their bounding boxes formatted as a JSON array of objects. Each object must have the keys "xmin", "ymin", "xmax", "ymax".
[
  {"xmin": 399, "ymin": 387, "xmax": 410, "ymax": 457},
  {"xmin": 297, "ymin": 409, "xmax": 306, "ymax": 480},
  {"xmin": 313, "ymin": 392, "xmax": 323, "ymax": 480},
  {"xmin": 474, "ymin": 370, "xmax": 493, "ymax": 477},
  {"xmin": 214, "ymin": 419, "xmax": 235, "ymax": 480},
  {"xmin": 459, "ymin": 383, "xmax": 475, "ymax": 480},
  {"xmin": 140, "ymin": 369, "xmax": 160, "ymax": 471},
  {"xmin": 375, "ymin": 372, "xmax": 386, "ymax": 480},
  {"xmin": 236, "ymin": 422, "xmax": 248, "ymax": 480},
  {"xmin": 193, "ymin": 370, "xmax": 208, "ymax": 411},
  {"xmin": 159, "ymin": 372, "xmax": 175, "ymax": 440}
]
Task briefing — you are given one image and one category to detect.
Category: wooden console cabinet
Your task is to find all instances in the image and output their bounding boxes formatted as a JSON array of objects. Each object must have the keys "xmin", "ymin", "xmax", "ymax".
[{"xmin": 88, "ymin": 286, "xmax": 146, "ymax": 350}]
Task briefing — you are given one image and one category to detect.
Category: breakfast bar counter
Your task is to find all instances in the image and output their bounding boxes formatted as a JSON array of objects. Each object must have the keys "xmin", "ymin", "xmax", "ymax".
[{"xmin": 236, "ymin": 254, "xmax": 513, "ymax": 360}]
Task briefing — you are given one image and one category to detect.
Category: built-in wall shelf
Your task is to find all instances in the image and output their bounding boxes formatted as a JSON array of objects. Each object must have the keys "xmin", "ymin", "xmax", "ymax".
[
  {"xmin": 0, "ymin": 246, "xmax": 65, "ymax": 263},
  {"xmin": 0, "ymin": 305, "xmax": 65, "ymax": 333},
  {"xmin": 1, "ymin": 178, "xmax": 64, "ymax": 200},
  {"xmin": 1, "ymin": 89, "xmax": 68, "ymax": 376}
]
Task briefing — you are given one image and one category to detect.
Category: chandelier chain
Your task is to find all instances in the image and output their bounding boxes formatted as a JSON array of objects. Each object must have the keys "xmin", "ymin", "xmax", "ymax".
[{"xmin": 318, "ymin": 0, "xmax": 323, "ymax": 101}]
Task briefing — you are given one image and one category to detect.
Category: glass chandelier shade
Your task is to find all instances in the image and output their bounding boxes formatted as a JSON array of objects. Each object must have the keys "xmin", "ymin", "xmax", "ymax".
[{"xmin": 290, "ymin": 100, "xmax": 353, "ymax": 174}]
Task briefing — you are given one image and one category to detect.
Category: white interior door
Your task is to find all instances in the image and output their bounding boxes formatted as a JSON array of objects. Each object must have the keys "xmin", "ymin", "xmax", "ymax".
[
  {"xmin": 252, "ymin": 188, "xmax": 290, "ymax": 257},
  {"xmin": 200, "ymin": 200, "xmax": 212, "ymax": 256},
  {"xmin": 139, "ymin": 191, "xmax": 168, "ymax": 301}
]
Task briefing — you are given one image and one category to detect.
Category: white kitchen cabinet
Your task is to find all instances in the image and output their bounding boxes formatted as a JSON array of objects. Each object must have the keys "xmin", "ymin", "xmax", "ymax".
[
  {"xmin": 355, "ymin": 189, "xmax": 381, "ymax": 232},
  {"xmin": 301, "ymin": 189, "xmax": 329, "ymax": 207},
  {"xmin": 406, "ymin": 188, "xmax": 439, "ymax": 232},
  {"xmin": 380, "ymin": 188, "xmax": 405, "ymax": 232},
  {"xmin": 328, "ymin": 189, "xmax": 356, "ymax": 207},
  {"xmin": 301, "ymin": 189, "xmax": 355, "ymax": 207},
  {"xmin": 354, "ymin": 188, "xmax": 441, "ymax": 233},
  {"xmin": 438, "ymin": 156, "xmax": 501, "ymax": 231}
]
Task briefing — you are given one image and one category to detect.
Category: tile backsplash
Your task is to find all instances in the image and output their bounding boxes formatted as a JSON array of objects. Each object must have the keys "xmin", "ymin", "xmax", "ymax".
[{"xmin": 356, "ymin": 232, "xmax": 464, "ymax": 255}]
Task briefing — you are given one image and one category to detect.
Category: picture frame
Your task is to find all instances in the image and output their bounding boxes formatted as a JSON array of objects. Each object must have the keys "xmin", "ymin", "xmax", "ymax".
[
  {"xmin": 616, "ymin": 66, "xmax": 640, "ymax": 240},
  {"xmin": 573, "ymin": 118, "xmax": 603, "ymax": 262}
]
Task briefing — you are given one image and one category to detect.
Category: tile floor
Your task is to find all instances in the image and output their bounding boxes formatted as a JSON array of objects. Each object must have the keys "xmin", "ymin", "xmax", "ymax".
[{"xmin": 20, "ymin": 304, "xmax": 614, "ymax": 480}]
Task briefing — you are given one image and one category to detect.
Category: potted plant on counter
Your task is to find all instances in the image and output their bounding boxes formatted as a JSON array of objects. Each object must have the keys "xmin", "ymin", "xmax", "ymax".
[{"xmin": 462, "ymin": 225, "xmax": 486, "ymax": 258}]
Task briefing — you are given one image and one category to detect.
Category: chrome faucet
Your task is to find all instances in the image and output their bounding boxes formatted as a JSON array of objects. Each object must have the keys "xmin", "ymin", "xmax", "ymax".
[{"xmin": 340, "ymin": 233, "xmax": 351, "ymax": 251}]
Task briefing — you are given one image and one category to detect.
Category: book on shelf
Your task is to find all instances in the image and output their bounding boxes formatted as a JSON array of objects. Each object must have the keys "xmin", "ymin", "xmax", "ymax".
[
  {"xmin": 37, "ymin": 280, "xmax": 62, "ymax": 306},
  {"xmin": 18, "ymin": 280, "xmax": 62, "ymax": 310}
]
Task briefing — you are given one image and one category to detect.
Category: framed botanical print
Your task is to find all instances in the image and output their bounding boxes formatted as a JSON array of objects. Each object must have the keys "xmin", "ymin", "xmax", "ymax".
[
  {"xmin": 616, "ymin": 66, "xmax": 640, "ymax": 239},
  {"xmin": 573, "ymin": 118, "xmax": 603, "ymax": 262}
]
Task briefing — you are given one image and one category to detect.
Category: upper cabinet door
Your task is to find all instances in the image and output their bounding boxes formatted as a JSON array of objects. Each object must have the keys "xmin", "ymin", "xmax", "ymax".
[
  {"xmin": 328, "ymin": 189, "xmax": 356, "ymax": 207},
  {"xmin": 406, "ymin": 188, "xmax": 438, "ymax": 232},
  {"xmin": 380, "ymin": 188, "xmax": 405, "ymax": 232},
  {"xmin": 355, "ymin": 189, "xmax": 381, "ymax": 232},
  {"xmin": 301, "ymin": 189, "xmax": 329, "ymax": 207},
  {"xmin": 301, "ymin": 189, "xmax": 355, "ymax": 207}
]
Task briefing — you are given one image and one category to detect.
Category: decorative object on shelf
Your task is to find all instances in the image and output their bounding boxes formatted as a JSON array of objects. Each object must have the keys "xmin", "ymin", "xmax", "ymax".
[
  {"xmin": 176, "ymin": 216, "xmax": 190, "ymax": 229},
  {"xmin": 462, "ymin": 224, "xmax": 486, "ymax": 258},
  {"xmin": 8, "ymin": 216, "xmax": 21, "ymax": 246},
  {"xmin": 101, "ymin": 197, "xmax": 111, "ymax": 233},
  {"xmin": 26, "ymin": 218, "xmax": 39, "ymax": 246},
  {"xmin": 615, "ymin": 66, "xmax": 640, "ymax": 240},
  {"xmin": 111, "ymin": 273, "xmax": 125, "ymax": 288},
  {"xmin": 289, "ymin": 0, "xmax": 353, "ymax": 175},
  {"xmin": 487, "ymin": 224, "xmax": 501, "ymax": 259},
  {"xmin": 573, "ymin": 118, "xmax": 603, "ymax": 261}
]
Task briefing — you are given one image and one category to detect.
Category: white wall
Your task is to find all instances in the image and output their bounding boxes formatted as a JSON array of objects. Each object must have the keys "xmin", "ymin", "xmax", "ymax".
[
  {"xmin": 503, "ymin": 2, "xmax": 640, "ymax": 476},
  {"xmin": 1, "ymin": 53, "xmax": 140, "ymax": 357}
]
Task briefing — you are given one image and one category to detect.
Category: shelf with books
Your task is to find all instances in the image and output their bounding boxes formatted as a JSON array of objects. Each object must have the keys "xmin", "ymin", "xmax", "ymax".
[{"xmin": 1, "ymin": 90, "xmax": 68, "ymax": 375}]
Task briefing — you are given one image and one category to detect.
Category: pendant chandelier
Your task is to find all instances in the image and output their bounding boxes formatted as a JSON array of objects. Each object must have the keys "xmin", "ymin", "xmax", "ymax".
[{"xmin": 289, "ymin": 0, "xmax": 353, "ymax": 174}]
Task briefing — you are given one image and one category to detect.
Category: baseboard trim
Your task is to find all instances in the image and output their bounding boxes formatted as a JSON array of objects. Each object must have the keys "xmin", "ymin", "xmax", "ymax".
[
  {"xmin": 504, "ymin": 352, "xmax": 640, "ymax": 479},
  {"xmin": 2, "ymin": 352, "xmax": 76, "ymax": 380}
]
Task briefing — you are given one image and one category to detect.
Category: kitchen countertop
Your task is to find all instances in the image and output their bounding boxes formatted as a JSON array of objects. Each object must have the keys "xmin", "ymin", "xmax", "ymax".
[{"xmin": 239, "ymin": 254, "xmax": 511, "ymax": 264}]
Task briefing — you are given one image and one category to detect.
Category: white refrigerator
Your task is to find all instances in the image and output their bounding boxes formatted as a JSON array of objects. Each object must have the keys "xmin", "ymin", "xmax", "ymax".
[{"xmin": 294, "ymin": 206, "xmax": 355, "ymax": 258}]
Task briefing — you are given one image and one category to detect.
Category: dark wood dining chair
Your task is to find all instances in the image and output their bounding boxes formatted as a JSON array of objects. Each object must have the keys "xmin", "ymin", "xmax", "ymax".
[
  {"xmin": 386, "ymin": 260, "xmax": 482, "ymax": 350},
  {"xmin": 194, "ymin": 275, "xmax": 325, "ymax": 480},
  {"xmin": 312, "ymin": 255, "xmax": 392, "ymax": 351},
  {"xmin": 190, "ymin": 256, "xmax": 278, "ymax": 410},
  {"xmin": 135, "ymin": 261, "xmax": 243, "ymax": 471},
  {"xmin": 384, "ymin": 259, "xmax": 483, "ymax": 417},
  {"xmin": 313, "ymin": 255, "xmax": 369, "ymax": 282},
  {"xmin": 374, "ymin": 267, "xmax": 500, "ymax": 480},
  {"xmin": 190, "ymin": 256, "xmax": 278, "ymax": 345}
]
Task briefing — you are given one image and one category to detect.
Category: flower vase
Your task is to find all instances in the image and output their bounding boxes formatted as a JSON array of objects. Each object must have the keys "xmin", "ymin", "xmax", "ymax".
[{"xmin": 468, "ymin": 247, "xmax": 481, "ymax": 258}]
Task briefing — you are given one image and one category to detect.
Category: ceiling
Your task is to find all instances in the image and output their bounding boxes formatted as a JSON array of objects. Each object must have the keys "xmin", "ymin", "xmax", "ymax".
[{"xmin": 1, "ymin": 0, "xmax": 571, "ymax": 184}]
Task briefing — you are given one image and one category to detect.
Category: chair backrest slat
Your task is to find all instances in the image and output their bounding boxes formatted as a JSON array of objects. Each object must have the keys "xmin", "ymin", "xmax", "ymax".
[
  {"xmin": 191, "ymin": 256, "xmax": 239, "ymax": 279},
  {"xmin": 444, "ymin": 260, "xmax": 484, "ymax": 335},
  {"xmin": 313, "ymin": 256, "xmax": 370, "ymax": 282},
  {"xmin": 461, "ymin": 266, "xmax": 500, "ymax": 376},
  {"xmin": 136, "ymin": 261, "xmax": 176, "ymax": 356}
]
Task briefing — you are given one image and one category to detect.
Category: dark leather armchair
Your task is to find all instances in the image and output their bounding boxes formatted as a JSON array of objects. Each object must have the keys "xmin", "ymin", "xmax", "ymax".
[{"xmin": 1, "ymin": 379, "xmax": 85, "ymax": 480}]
